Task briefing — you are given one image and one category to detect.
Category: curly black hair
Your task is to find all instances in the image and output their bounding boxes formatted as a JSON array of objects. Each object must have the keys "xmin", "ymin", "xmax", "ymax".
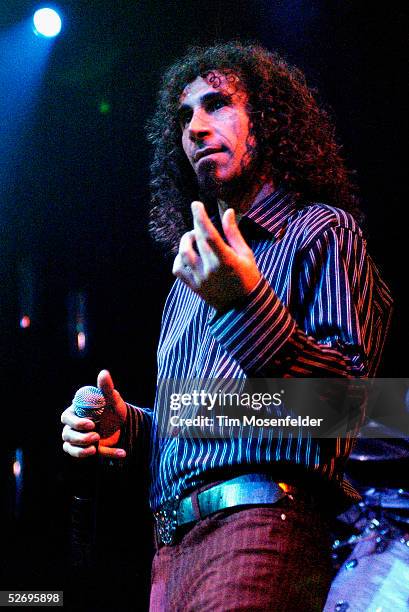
[{"xmin": 147, "ymin": 41, "xmax": 361, "ymax": 253}]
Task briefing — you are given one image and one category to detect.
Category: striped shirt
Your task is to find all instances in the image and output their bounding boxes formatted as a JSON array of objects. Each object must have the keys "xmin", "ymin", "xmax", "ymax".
[{"xmin": 125, "ymin": 187, "xmax": 392, "ymax": 511}]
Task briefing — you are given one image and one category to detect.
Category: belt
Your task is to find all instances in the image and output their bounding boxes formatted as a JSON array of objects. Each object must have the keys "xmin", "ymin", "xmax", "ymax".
[{"xmin": 154, "ymin": 474, "xmax": 294, "ymax": 546}]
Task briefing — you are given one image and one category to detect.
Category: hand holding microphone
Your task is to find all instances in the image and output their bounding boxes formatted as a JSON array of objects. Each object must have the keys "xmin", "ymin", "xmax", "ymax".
[
  {"xmin": 62, "ymin": 370, "xmax": 127, "ymax": 569},
  {"xmin": 61, "ymin": 369, "xmax": 127, "ymax": 460}
]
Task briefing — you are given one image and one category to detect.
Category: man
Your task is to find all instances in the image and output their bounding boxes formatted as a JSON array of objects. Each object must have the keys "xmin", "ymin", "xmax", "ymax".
[{"xmin": 61, "ymin": 42, "xmax": 392, "ymax": 610}]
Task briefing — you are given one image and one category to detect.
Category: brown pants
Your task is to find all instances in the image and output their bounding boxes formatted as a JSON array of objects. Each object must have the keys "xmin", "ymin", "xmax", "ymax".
[{"xmin": 149, "ymin": 496, "xmax": 333, "ymax": 611}]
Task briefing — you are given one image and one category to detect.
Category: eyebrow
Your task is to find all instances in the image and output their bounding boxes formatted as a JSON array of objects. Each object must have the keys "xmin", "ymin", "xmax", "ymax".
[{"xmin": 177, "ymin": 90, "xmax": 230, "ymax": 117}]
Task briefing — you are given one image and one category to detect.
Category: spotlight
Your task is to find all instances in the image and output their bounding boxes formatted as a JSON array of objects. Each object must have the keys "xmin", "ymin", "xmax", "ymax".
[{"xmin": 33, "ymin": 7, "xmax": 62, "ymax": 38}]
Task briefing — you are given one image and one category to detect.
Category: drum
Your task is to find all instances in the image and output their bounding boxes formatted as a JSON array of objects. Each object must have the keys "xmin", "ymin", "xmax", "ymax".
[{"xmin": 324, "ymin": 531, "xmax": 409, "ymax": 612}]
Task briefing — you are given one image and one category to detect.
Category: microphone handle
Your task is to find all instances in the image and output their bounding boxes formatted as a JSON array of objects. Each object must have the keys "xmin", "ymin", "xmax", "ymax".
[{"xmin": 70, "ymin": 436, "xmax": 100, "ymax": 569}]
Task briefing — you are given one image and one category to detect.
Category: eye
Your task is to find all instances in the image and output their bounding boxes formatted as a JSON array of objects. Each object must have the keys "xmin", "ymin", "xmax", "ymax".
[
  {"xmin": 179, "ymin": 109, "xmax": 192, "ymax": 128},
  {"xmin": 207, "ymin": 96, "xmax": 229, "ymax": 112}
]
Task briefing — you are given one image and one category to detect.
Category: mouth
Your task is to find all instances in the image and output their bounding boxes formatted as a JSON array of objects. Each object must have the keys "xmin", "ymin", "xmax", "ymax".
[{"xmin": 194, "ymin": 146, "xmax": 226, "ymax": 163}]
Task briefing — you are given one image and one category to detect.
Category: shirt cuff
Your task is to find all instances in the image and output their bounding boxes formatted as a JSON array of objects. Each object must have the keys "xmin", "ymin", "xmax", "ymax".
[
  {"xmin": 209, "ymin": 275, "xmax": 297, "ymax": 374},
  {"xmin": 118, "ymin": 403, "xmax": 152, "ymax": 459}
]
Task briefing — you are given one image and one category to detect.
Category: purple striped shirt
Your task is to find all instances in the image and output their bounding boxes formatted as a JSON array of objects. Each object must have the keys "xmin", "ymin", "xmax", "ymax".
[{"xmin": 125, "ymin": 187, "xmax": 392, "ymax": 510}]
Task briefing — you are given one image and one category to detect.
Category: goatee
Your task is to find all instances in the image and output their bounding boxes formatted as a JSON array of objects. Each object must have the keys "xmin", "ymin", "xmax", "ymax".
[
  {"xmin": 197, "ymin": 159, "xmax": 219, "ymax": 200},
  {"xmin": 197, "ymin": 159, "xmax": 257, "ymax": 214}
]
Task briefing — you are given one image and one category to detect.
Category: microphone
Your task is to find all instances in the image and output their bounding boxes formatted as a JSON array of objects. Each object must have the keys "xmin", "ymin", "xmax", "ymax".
[
  {"xmin": 73, "ymin": 385, "xmax": 106, "ymax": 424},
  {"xmin": 72, "ymin": 386, "xmax": 106, "ymax": 498},
  {"xmin": 70, "ymin": 386, "xmax": 106, "ymax": 569}
]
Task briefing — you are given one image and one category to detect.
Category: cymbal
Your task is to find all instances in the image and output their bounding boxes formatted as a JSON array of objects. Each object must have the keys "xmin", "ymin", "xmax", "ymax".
[{"xmin": 350, "ymin": 420, "xmax": 409, "ymax": 462}]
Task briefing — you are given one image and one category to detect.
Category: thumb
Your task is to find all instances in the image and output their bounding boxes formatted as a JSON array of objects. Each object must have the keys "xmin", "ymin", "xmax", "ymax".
[
  {"xmin": 222, "ymin": 209, "xmax": 251, "ymax": 255},
  {"xmin": 97, "ymin": 369, "xmax": 127, "ymax": 424}
]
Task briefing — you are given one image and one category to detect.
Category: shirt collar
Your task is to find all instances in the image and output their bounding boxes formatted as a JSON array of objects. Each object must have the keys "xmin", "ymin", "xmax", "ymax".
[
  {"xmin": 243, "ymin": 187, "xmax": 296, "ymax": 233},
  {"xmin": 212, "ymin": 185, "xmax": 298, "ymax": 243},
  {"xmin": 242, "ymin": 185, "xmax": 298, "ymax": 236}
]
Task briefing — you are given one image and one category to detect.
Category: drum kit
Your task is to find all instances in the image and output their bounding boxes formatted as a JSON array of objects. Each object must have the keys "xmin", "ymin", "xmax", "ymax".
[{"xmin": 324, "ymin": 420, "xmax": 409, "ymax": 612}]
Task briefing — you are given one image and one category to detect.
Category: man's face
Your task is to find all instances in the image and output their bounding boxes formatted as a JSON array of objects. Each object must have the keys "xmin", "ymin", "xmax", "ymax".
[{"xmin": 178, "ymin": 72, "xmax": 255, "ymax": 190}]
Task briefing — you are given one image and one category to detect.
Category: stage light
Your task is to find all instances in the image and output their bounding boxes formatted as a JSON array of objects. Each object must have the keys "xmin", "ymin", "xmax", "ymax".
[
  {"xmin": 20, "ymin": 315, "xmax": 31, "ymax": 329},
  {"xmin": 99, "ymin": 100, "xmax": 111, "ymax": 115},
  {"xmin": 77, "ymin": 331, "xmax": 86, "ymax": 352},
  {"xmin": 33, "ymin": 8, "xmax": 62, "ymax": 38},
  {"xmin": 68, "ymin": 292, "xmax": 89, "ymax": 356},
  {"xmin": 13, "ymin": 449, "xmax": 24, "ymax": 520},
  {"xmin": 13, "ymin": 460, "xmax": 22, "ymax": 478}
]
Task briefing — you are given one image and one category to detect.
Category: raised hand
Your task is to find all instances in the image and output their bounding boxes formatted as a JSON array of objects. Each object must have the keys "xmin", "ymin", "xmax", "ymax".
[{"xmin": 172, "ymin": 201, "xmax": 261, "ymax": 312}]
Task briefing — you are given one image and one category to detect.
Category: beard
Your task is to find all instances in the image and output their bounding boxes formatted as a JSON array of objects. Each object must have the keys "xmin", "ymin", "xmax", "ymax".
[{"xmin": 196, "ymin": 157, "xmax": 259, "ymax": 214}]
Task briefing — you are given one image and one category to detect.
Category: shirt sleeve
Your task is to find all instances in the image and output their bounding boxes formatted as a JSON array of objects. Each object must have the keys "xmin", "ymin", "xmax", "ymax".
[
  {"xmin": 209, "ymin": 226, "xmax": 392, "ymax": 378},
  {"xmin": 119, "ymin": 403, "xmax": 153, "ymax": 464}
]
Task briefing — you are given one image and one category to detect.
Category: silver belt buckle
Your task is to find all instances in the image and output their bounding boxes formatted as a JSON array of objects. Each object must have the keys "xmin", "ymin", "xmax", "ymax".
[{"xmin": 154, "ymin": 496, "xmax": 179, "ymax": 545}]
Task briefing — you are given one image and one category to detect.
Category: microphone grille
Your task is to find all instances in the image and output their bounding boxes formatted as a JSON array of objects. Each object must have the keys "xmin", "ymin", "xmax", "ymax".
[{"xmin": 73, "ymin": 385, "xmax": 106, "ymax": 422}]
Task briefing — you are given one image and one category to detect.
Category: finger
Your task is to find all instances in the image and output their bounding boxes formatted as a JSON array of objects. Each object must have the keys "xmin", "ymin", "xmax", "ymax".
[
  {"xmin": 179, "ymin": 231, "xmax": 201, "ymax": 270},
  {"xmin": 97, "ymin": 369, "xmax": 115, "ymax": 403},
  {"xmin": 61, "ymin": 405, "xmax": 96, "ymax": 431},
  {"xmin": 62, "ymin": 425, "xmax": 100, "ymax": 447},
  {"xmin": 222, "ymin": 208, "xmax": 251, "ymax": 255},
  {"xmin": 98, "ymin": 446, "xmax": 126, "ymax": 459},
  {"xmin": 97, "ymin": 370, "xmax": 126, "ymax": 422},
  {"xmin": 191, "ymin": 201, "xmax": 227, "ymax": 259},
  {"xmin": 63, "ymin": 441, "xmax": 97, "ymax": 459},
  {"xmin": 172, "ymin": 253, "xmax": 197, "ymax": 289}
]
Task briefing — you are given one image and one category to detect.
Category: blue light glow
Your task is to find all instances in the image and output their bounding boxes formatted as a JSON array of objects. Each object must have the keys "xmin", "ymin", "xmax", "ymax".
[
  {"xmin": 33, "ymin": 8, "xmax": 62, "ymax": 38},
  {"xmin": 13, "ymin": 448, "xmax": 24, "ymax": 519},
  {"xmin": 0, "ymin": 20, "xmax": 54, "ymax": 190}
]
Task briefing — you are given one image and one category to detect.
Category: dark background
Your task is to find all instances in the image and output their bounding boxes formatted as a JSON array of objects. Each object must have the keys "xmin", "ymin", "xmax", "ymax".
[{"xmin": 0, "ymin": 1, "xmax": 406, "ymax": 610}]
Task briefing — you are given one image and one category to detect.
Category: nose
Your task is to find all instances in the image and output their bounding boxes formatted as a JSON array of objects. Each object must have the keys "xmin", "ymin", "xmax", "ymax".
[{"xmin": 188, "ymin": 108, "xmax": 211, "ymax": 141}]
